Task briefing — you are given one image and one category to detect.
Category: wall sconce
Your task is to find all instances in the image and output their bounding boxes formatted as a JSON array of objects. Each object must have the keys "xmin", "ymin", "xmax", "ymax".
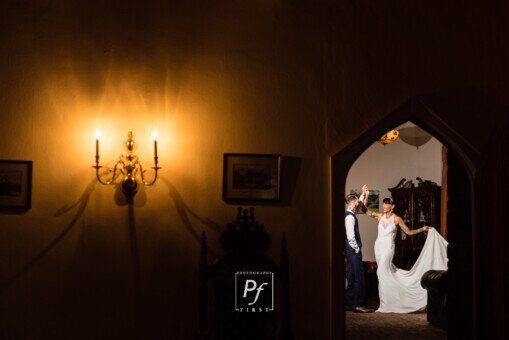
[{"xmin": 93, "ymin": 130, "xmax": 160, "ymax": 200}]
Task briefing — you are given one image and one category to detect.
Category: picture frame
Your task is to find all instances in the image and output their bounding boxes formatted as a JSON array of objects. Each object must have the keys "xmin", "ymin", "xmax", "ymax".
[
  {"xmin": 350, "ymin": 189, "xmax": 380, "ymax": 214},
  {"xmin": 223, "ymin": 153, "xmax": 282, "ymax": 202},
  {"xmin": 0, "ymin": 160, "xmax": 33, "ymax": 209}
]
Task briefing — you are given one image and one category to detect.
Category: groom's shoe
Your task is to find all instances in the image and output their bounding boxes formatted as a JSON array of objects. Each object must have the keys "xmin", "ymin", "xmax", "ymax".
[{"xmin": 353, "ymin": 306, "xmax": 374, "ymax": 313}]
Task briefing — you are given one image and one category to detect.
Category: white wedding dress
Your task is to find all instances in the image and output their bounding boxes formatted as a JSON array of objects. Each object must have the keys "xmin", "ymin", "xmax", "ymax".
[{"xmin": 374, "ymin": 213, "xmax": 448, "ymax": 313}]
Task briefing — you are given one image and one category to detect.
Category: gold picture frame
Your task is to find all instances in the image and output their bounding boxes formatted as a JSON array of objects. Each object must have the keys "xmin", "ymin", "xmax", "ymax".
[
  {"xmin": 223, "ymin": 153, "xmax": 281, "ymax": 202},
  {"xmin": 0, "ymin": 160, "xmax": 33, "ymax": 209}
]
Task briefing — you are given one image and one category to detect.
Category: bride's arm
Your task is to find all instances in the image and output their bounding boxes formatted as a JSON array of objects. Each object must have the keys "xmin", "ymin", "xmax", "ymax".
[
  {"xmin": 367, "ymin": 210, "xmax": 382, "ymax": 221},
  {"xmin": 395, "ymin": 216, "xmax": 433, "ymax": 235}
]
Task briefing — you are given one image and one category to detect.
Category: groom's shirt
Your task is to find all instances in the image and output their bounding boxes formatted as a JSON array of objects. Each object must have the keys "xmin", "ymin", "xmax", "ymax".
[{"xmin": 345, "ymin": 194, "xmax": 364, "ymax": 254}]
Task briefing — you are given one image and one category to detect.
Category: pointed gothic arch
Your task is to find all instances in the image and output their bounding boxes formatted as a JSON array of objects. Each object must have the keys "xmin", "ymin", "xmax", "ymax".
[{"xmin": 330, "ymin": 98, "xmax": 481, "ymax": 339}]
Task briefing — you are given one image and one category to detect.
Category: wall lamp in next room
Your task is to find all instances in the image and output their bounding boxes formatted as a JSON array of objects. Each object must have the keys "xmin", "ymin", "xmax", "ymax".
[{"xmin": 93, "ymin": 130, "xmax": 160, "ymax": 200}]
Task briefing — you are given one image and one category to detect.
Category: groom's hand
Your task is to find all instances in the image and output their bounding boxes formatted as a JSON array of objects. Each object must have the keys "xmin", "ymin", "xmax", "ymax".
[{"xmin": 362, "ymin": 184, "xmax": 369, "ymax": 196}]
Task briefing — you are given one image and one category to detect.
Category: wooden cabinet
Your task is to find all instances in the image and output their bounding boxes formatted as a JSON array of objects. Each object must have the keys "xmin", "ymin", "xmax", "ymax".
[{"xmin": 389, "ymin": 178, "xmax": 441, "ymax": 270}]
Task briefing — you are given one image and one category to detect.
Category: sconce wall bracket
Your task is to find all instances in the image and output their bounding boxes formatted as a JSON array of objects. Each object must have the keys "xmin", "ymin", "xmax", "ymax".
[{"xmin": 93, "ymin": 131, "xmax": 160, "ymax": 200}]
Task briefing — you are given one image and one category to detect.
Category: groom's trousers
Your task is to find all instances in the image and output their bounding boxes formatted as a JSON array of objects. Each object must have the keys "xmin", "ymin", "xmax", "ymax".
[{"xmin": 345, "ymin": 245, "xmax": 366, "ymax": 307}]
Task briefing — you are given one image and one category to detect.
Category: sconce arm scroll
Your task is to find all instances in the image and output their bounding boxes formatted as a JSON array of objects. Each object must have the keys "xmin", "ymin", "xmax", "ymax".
[
  {"xmin": 139, "ymin": 158, "xmax": 161, "ymax": 186},
  {"xmin": 93, "ymin": 161, "xmax": 122, "ymax": 185}
]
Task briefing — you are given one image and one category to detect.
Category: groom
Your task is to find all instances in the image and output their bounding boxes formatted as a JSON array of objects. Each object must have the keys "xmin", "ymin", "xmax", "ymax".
[{"xmin": 345, "ymin": 185, "xmax": 374, "ymax": 313}]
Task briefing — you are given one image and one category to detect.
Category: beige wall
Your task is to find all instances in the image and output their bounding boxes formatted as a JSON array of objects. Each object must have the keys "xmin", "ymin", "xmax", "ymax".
[
  {"xmin": 346, "ymin": 135, "xmax": 442, "ymax": 261},
  {"xmin": 0, "ymin": 1, "xmax": 507, "ymax": 339},
  {"xmin": 0, "ymin": 2, "xmax": 331, "ymax": 338}
]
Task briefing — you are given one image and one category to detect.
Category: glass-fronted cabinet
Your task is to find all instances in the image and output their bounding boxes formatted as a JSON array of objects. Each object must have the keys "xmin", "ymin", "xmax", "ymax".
[{"xmin": 389, "ymin": 178, "xmax": 441, "ymax": 270}]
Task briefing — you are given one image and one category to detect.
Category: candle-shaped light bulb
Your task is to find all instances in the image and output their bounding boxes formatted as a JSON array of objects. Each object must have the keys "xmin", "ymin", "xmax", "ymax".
[
  {"xmin": 95, "ymin": 129, "xmax": 101, "ymax": 160},
  {"xmin": 152, "ymin": 129, "xmax": 158, "ymax": 158}
]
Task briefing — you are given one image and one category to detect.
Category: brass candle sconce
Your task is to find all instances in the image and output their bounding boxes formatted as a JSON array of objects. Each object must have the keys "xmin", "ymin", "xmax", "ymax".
[{"xmin": 93, "ymin": 130, "xmax": 160, "ymax": 200}]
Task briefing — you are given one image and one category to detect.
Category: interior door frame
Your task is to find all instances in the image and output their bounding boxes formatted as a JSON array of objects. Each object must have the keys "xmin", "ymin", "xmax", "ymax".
[{"xmin": 330, "ymin": 99, "xmax": 480, "ymax": 339}]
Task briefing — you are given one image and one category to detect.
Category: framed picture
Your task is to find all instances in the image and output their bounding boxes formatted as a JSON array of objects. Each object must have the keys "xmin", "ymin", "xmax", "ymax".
[
  {"xmin": 0, "ymin": 160, "xmax": 32, "ymax": 209},
  {"xmin": 223, "ymin": 153, "xmax": 281, "ymax": 201},
  {"xmin": 350, "ymin": 189, "xmax": 380, "ymax": 214}
]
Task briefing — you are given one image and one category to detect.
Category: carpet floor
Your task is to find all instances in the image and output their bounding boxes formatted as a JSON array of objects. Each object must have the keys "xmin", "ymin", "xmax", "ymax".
[{"xmin": 346, "ymin": 309, "xmax": 447, "ymax": 340}]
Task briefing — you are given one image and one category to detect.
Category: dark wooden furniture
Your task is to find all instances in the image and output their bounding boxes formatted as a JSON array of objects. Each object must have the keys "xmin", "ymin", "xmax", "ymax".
[
  {"xmin": 196, "ymin": 207, "xmax": 293, "ymax": 340},
  {"xmin": 421, "ymin": 269, "xmax": 448, "ymax": 330},
  {"xmin": 362, "ymin": 261, "xmax": 379, "ymax": 306},
  {"xmin": 389, "ymin": 178, "xmax": 441, "ymax": 270}
]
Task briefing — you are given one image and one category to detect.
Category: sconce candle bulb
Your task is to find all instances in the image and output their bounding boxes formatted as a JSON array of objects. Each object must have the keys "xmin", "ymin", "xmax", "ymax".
[
  {"xmin": 92, "ymin": 130, "xmax": 161, "ymax": 200},
  {"xmin": 152, "ymin": 129, "xmax": 158, "ymax": 158},
  {"xmin": 94, "ymin": 129, "xmax": 101, "ymax": 160}
]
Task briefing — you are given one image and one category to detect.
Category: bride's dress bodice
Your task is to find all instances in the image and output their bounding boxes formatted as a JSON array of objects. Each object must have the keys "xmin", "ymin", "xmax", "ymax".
[
  {"xmin": 374, "ymin": 214, "xmax": 397, "ymax": 265},
  {"xmin": 378, "ymin": 214, "xmax": 397, "ymax": 238},
  {"xmin": 374, "ymin": 213, "xmax": 449, "ymax": 313}
]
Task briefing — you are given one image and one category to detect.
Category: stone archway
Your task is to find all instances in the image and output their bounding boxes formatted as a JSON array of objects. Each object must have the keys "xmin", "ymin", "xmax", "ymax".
[{"xmin": 330, "ymin": 99, "xmax": 480, "ymax": 340}]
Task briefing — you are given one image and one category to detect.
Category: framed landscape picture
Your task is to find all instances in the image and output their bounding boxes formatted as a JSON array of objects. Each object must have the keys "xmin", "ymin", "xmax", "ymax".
[
  {"xmin": 350, "ymin": 188, "xmax": 380, "ymax": 214},
  {"xmin": 0, "ymin": 160, "xmax": 32, "ymax": 209},
  {"xmin": 223, "ymin": 153, "xmax": 281, "ymax": 202}
]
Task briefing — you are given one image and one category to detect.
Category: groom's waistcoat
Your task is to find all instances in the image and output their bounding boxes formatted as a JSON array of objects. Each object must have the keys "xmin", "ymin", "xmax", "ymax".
[{"xmin": 345, "ymin": 211, "xmax": 362, "ymax": 248}]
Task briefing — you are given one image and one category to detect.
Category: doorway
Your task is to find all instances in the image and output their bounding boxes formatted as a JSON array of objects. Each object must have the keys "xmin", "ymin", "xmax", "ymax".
[{"xmin": 330, "ymin": 100, "xmax": 477, "ymax": 340}]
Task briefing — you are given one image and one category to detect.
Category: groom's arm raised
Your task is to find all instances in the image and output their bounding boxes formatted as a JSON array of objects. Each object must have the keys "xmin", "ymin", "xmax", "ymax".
[
  {"xmin": 361, "ymin": 184, "xmax": 369, "ymax": 206},
  {"xmin": 358, "ymin": 184, "xmax": 369, "ymax": 213},
  {"xmin": 363, "ymin": 184, "xmax": 381, "ymax": 220}
]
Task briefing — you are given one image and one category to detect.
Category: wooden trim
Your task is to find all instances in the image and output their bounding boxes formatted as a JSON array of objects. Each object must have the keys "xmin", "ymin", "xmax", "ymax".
[{"xmin": 441, "ymin": 145, "xmax": 448, "ymax": 239}]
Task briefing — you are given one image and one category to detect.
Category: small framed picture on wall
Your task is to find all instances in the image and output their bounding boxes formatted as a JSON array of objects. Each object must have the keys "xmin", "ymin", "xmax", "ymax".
[
  {"xmin": 350, "ymin": 188, "xmax": 380, "ymax": 214},
  {"xmin": 223, "ymin": 153, "xmax": 282, "ymax": 202},
  {"xmin": 0, "ymin": 160, "xmax": 33, "ymax": 209}
]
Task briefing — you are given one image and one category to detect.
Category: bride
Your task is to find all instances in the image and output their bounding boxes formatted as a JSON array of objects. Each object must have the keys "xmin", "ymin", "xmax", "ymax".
[{"xmin": 367, "ymin": 195, "xmax": 448, "ymax": 313}]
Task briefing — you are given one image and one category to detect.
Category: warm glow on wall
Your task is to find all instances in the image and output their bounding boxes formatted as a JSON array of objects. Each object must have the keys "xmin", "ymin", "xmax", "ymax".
[
  {"xmin": 33, "ymin": 48, "xmax": 227, "ymax": 187},
  {"xmin": 35, "ymin": 60, "xmax": 183, "ymax": 167}
]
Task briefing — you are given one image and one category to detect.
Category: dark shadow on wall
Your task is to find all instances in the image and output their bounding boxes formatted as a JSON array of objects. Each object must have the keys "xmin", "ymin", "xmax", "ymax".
[
  {"xmin": 128, "ymin": 200, "xmax": 142, "ymax": 338},
  {"xmin": 160, "ymin": 177, "xmax": 222, "ymax": 258},
  {"xmin": 0, "ymin": 180, "xmax": 97, "ymax": 295}
]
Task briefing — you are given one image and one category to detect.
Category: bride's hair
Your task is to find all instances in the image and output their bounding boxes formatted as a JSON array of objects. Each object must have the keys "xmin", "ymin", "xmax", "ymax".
[{"xmin": 382, "ymin": 197, "xmax": 395, "ymax": 205}]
